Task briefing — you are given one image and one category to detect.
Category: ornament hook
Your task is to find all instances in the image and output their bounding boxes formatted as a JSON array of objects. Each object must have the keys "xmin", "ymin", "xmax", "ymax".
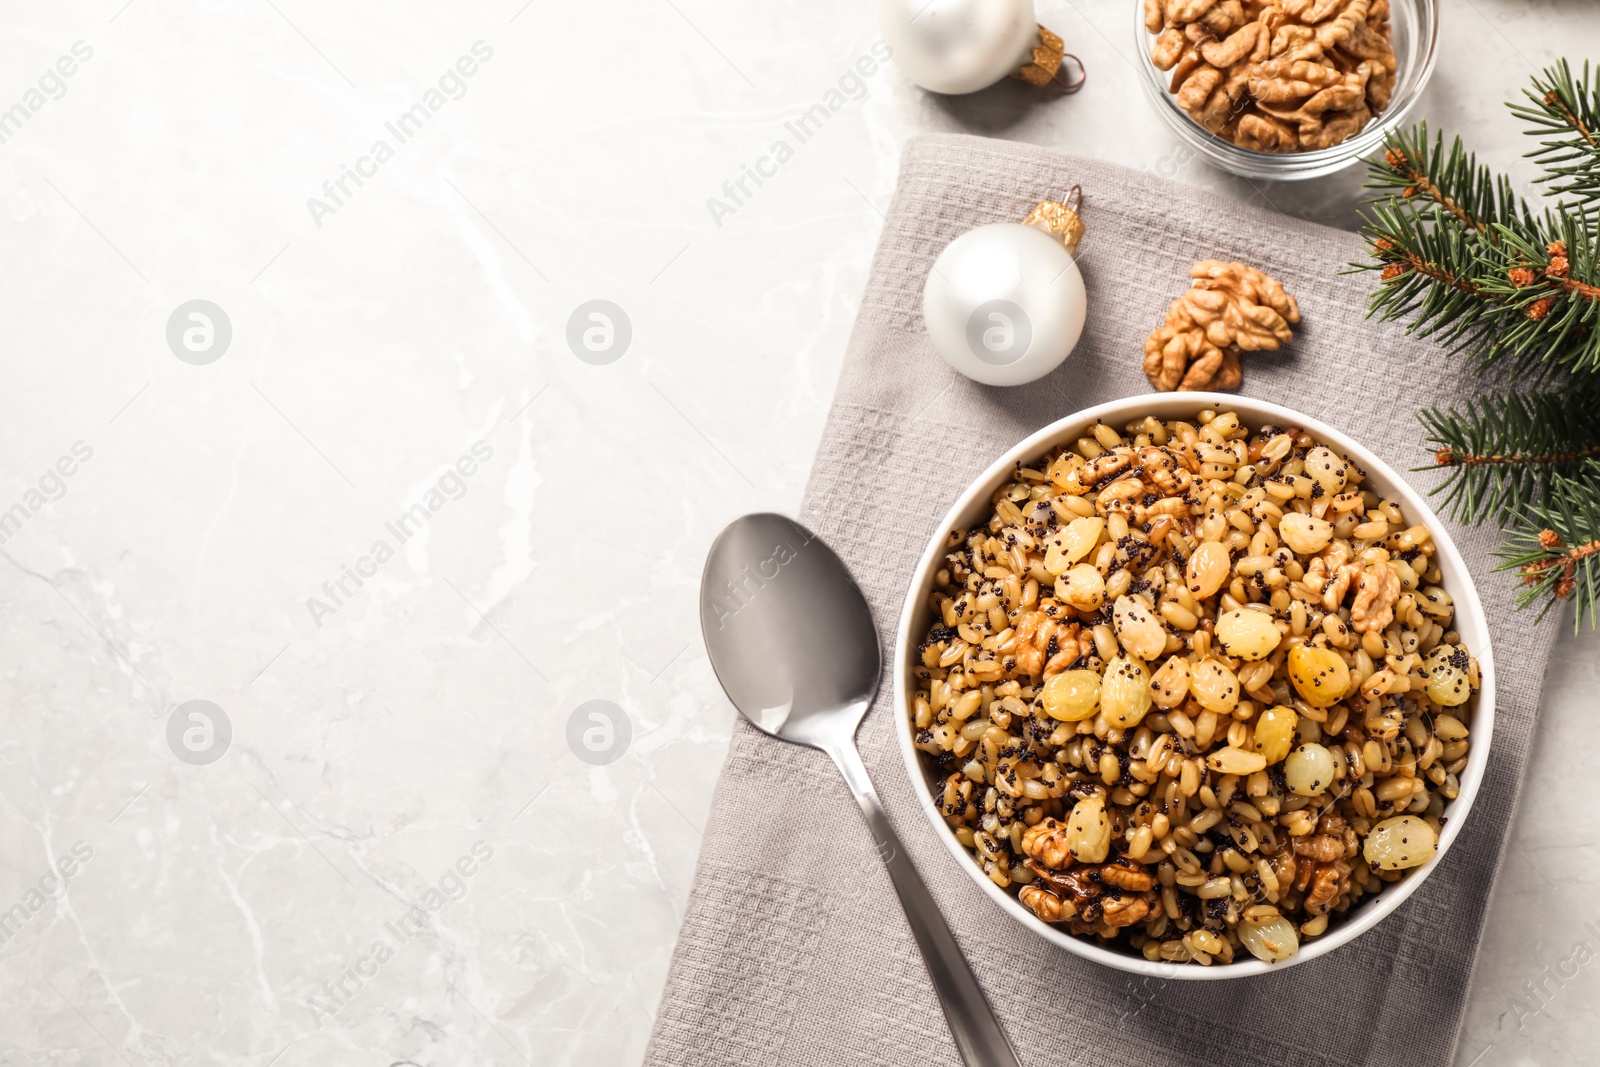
[
  {"xmin": 1055, "ymin": 53, "xmax": 1087, "ymax": 93},
  {"xmin": 1022, "ymin": 185, "xmax": 1086, "ymax": 257}
]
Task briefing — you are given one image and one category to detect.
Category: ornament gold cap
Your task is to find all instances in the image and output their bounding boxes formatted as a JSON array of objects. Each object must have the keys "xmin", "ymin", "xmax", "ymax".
[
  {"xmin": 1012, "ymin": 26, "xmax": 1085, "ymax": 91},
  {"xmin": 1022, "ymin": 185, "xmax": 1085, "ymax": 256}
]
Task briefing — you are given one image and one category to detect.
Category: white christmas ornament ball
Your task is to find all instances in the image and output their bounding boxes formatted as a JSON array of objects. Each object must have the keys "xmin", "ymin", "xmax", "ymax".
[
  {"xmin": 923, "ymin": 223, "xmax": 1086, "ymax": 387},
  {"xmin": 880, "ymin": 0, "xmax": 1039, "ymax": 95}
]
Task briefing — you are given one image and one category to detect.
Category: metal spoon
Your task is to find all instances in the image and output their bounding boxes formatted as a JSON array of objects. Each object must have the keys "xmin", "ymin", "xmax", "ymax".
[{"xmin": 700, "ymin": 513, "xmax": 1023, "ymax": 1067}]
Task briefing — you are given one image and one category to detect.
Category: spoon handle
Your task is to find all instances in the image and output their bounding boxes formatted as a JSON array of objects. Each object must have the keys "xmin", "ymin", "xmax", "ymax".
[{"xmin": 824, "ymin": 739, "xmax": 1024, "ymax": 1067}]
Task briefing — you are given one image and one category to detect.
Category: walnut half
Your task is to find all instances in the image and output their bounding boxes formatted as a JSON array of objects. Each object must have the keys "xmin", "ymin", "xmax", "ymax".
[
  {"xmin": 1144, "ymin": 260, "xmax": 1301, "ymax": 392},
  {"xmin": 1350, "ymin": 560, "xmax": 1400, "ymax": 634},
  {"xmin": 1020, "ymin": 818, "xmax": 1073, "ymax": 870}
]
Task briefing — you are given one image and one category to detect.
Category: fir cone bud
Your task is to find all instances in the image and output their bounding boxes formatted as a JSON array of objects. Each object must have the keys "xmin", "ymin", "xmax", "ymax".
[
  {"xmin": 1434, "ymin": 448, "xmax": 1456, "ymax": 467},
  {"xmin": 1381, "ymin": 263, "xmax": 1407, "ymax": 281},
  {"xmin": 1556, "ymin": 562, "xmax": 1577, "ymax": 600},
  {"xmin": 1508, "ymin": 267, "xmax": 1538, "ymax": 288},
  {"xmin": 1538, "ymin": 528, "xmax": 1564, "ymax": 549},
  {"xmin": 1526, "ymin": 296, "xmax": 1556, "ymax": 320},
  {"xmin": 1546, "ymin": 254, "xmax": 1570, "ymax": 279}
]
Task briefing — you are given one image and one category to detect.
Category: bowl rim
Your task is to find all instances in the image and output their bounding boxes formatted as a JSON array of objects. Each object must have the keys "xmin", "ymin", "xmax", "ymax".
[
  {"xmin": 1132, "ymin": 0, "xmax": 1440, "ymax": 180},
  {"xmin": 891, "ymin": 391, "xmax": 1496, "ymax": 980}
]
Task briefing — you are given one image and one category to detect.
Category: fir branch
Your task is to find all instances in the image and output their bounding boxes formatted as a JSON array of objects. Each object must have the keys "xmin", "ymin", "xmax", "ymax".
[
  {"xmin": 1359, "ymin": 60, "xmax": 1600, "ymax": 627},
  {"xmin": 1355, "ymin": 202, "xmax": 1503, "ymax": 360},
  {"xmin": 1365, "ymin": 124, "xmax": 1525, "ymax": 234},
  {"xmin": 1419, "ymin": 383, "xmax": 1600, "ymax": 523},
  {"xmin": 1357, "ymin": 193, "xmax": 1600, "ymax": 377},
  {"xmin": 1494, "ymin": 476, "xmax": 1600, "ymax": 631},
  {"xmin": 1478, "ymin": 215, "xmax": 1600, "ymax": 374},
  {"xmin": 1510, "ymin": 59, "xmax": 1600, "ymax": 206}
]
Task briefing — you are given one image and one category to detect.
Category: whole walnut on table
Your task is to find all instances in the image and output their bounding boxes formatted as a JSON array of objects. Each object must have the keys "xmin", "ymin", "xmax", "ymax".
[
  {"xmin": 1145, "ymin": 0, "xmax": 1397, "ymax": 152},
  {"xmin": 1143, "ymin": 260, "xmax": 1301, "ymax": 391}
]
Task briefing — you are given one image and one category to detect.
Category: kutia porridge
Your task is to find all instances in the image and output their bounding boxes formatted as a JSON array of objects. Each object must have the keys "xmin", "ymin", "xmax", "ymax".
[{"xmin": 909, "ymin": 408, "xmax": 1479, "ymax": 966}]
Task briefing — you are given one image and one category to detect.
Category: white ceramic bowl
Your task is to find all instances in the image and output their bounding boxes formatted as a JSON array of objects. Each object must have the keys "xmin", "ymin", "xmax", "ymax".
[{"xmin": 893, "ymin": 392, "xmax": 1495, "ymax": 980}]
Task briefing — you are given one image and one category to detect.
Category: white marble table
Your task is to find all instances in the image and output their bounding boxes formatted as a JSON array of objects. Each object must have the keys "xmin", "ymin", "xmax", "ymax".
[{"xmin": 1, "ymin": 1, "xmax": 1595, "ymax": 1064}]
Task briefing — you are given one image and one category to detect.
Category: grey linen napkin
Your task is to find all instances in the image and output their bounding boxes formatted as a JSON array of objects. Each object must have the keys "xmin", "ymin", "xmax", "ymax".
[{"xmin": 645, "ymin": 133, "xmax": 1557, "ymax": 1067}]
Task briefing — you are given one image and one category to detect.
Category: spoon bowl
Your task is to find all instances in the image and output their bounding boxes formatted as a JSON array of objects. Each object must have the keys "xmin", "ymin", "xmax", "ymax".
[{"xmin": 699, "ymin": 514, "xmax": 877, "ymax": 748}]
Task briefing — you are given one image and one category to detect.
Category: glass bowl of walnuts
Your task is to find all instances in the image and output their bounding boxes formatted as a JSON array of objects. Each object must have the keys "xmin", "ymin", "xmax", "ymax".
[
  {"xmin": 1134, "ymin": 0, "xmax": 1440, "ymax": 180},
  {"xmin": 892, "ymin": 393, "xmax": 1494, "ymax": 979}
]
